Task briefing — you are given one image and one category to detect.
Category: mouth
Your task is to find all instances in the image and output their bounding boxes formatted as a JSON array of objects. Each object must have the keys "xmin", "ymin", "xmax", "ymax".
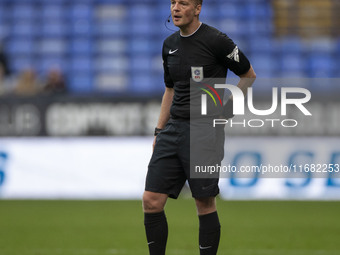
[{"xmin": 173, "ymin": 15, "xmax": 182, "ymax": 21}]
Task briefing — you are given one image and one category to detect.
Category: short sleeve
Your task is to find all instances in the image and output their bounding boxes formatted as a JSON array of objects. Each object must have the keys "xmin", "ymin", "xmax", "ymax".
[
  {"xmin": 214, "ymin": 32, "xmax": 251, "ymax": 76},
  {"xmin": 162, "ymin": 43, "xmax": 174, "ymax": 88}
]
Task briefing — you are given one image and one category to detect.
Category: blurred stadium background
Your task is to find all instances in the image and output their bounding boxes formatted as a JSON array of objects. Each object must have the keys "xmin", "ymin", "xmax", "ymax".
[{"xmin": 0, "ymin": 1, "xmax": 340, "ymax": 254}]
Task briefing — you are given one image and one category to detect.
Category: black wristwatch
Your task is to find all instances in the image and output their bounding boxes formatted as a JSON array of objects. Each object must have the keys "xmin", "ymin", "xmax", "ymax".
[{"xmin": 154, "ymin": 127, "xmax": 163, "ymax": 136}]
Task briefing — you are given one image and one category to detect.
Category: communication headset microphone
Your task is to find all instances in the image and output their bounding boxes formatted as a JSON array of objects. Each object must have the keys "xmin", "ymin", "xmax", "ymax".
[{"xmin": 165, "ymin": 13, "xmax": 177, "ymax": 31}]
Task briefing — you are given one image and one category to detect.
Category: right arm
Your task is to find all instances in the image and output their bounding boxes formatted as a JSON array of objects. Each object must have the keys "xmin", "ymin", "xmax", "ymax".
[{"xmin": 153, "ymin": 87, "xmax": 174, "ymax": 148}]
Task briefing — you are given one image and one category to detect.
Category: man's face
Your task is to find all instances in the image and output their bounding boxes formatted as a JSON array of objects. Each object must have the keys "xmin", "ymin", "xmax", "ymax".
[{"xmin": 170, "ymin": 0, "xmax": 201, "ymax": 28}]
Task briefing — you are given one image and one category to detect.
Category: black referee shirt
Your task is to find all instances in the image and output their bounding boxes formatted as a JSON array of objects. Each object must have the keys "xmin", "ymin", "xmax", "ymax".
[{"xmin": 162, "ymin": 23, "xmax": 250, "ymax": 119}]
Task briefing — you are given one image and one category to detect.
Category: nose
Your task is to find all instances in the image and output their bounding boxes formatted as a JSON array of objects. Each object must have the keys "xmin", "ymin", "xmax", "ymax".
[{"xmin": 172, "ymin": 2, "xmax": 180, "ymax": 11}]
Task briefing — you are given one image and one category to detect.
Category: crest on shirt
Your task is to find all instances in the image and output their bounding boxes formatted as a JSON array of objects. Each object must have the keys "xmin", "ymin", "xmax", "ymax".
[
  {"xmin": 191, "ymin": 66, "xmax": 204, "ymax": 82},
  {"xmin": 227, "ymin": 46, "xmax": 240, "ymax": 62}
]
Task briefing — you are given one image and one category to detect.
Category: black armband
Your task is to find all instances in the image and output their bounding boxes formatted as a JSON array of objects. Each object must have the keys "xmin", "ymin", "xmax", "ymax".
[
  {"xmin": 223, "ymin": 99, "xmax": 234, "ymax": 119},
  {"xmin": 154, "ymin": 127, "xmax": 163, "ymax": 136}
]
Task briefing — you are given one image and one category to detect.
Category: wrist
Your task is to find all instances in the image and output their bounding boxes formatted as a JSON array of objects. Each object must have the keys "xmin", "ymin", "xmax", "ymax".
[{"xmin": 154, "ymin": 127, "xmax": 163, "ymax": 136}]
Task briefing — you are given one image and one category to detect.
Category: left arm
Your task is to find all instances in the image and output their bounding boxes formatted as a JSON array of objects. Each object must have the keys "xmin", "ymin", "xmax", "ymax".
[
  {"xmin": 236, "ymin": 64, "xmax": 256, "ymax": 97},
  {"xmin": 223, "ymin": 65, "xmax": 256, "ymax": 119}
]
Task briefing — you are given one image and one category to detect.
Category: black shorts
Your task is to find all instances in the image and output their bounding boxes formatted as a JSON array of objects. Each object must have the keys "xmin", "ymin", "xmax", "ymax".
[{"xmin": 145, "ymin": 118, "xmax": 225, "ymax": 199}]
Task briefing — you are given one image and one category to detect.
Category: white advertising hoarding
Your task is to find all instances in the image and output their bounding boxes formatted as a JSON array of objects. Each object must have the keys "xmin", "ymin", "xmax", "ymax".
[
  {"xmin": 220, "ymin": 137, "xmax": 340, "ymax": 200},
  {"xmin": 0, "ymin": 137, "xmax": 339, "ymax": 200},
  {"xmin": 0, "ymin": 138, "xmax": 151, "ymax": 199}
]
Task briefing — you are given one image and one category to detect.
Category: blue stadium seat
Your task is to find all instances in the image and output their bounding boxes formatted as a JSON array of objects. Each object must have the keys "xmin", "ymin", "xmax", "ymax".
[
  {"xmin": 68, "ymin": 73, "xmax": 94, "ymax": 93},
  {"xmin": 69, "ymin": 0, "xmax": 94, "ymax": 3},
  {"xmin": 39, "ymin": 0, "xmax": 67, "ymax": 3},
  {"xmin": 230, "ymin": 37, "xmax": 249, "ymax": 52},
  {"xmin": 0, "ymin": 5, "xmax": 10, "ymax": 22},
  {"xmin": 150, "ymin": 22, "xmax": 170, "ymax": 39},
  {"xmin": 2, "ymin": 0, "xmax": 338, "ymax": 96},
  {"xmin": 247, "ymin": 19, "xmax": 273, "ymax": 35},
  {"xmin": 151, "ymin": 39, "xmax": 163, "ymax": 54},
  {"xmin": 130, "ymin": 73, "xmax": 154, "ymax": 93},
  {"xmin": 150, "ymin": 54, "xmax": 163, "ymax": 72},
  {"xmin": 11, "ymin": 22, "xmax": 38, "ymax": 37},
  {"xmin": 130, "ymin": 55, "xmax": 152, "ymax": 72},
  {"xmin": 70, "ymin": 39, "xmax": 94, "ymax": 55},
  {"xmin": 248, "ymin": 54, "xmax": 278, "ymax": 77},
  {"xmin": 10, "ymin": 57, "xmax": 35, "ymax": 73},
  {"xmin": 278, "ymin": 70, "xmax": 307, "ymax": 78},
  {"xmin": 244, "ymin": 2, "xmax": 271, "ymax": 19},
  {"xmin": 277, "ymin": 38, "xmax": 304, "ymax": 54},
  {"xmin": 11, "ymin": 4, "xmax": 37, "ymax": 20},
  {"xmin": 96, "ymin": 0, "xmax": 125, "ymax": 3},
  {"xmin": 200, "ymin": 4, "xmax": 217, "ymax": 21},
  {"xmin": 0, "ymin": 24, "xmax": 9, "ymax": 39},
  {"xmin": 6, "ymin": 38, "xmax": 35, "ymax": 55},
  {"xmin": 201, "ymin": 19, "xmax": 219, "ymax": 29},
  {"xmin": 41, "ymin": 21, "xmax": 68, "ymax": 37},
  {"xmin": 95, "ymin": 21, "xmax": 127, "ymax": 37},
  {"xmin": 70, "ymin": 19, "xmax": 93, "ymax": 36},
  {"xmin": 306, "ymin": 39, "xmax": 336, "ymax": 53},
  {"xmin": 219, "ymin": 19, "xmax": 247, "ymax": 36},
  {"xmin": 95, "ymin": 56, "xmax": 129, "ymax": 73},
  {"xmin": 280, "ymin": 54, "xmax": 306, "ymax": 72},
  {"xmin": 129, "ymin": 38, "xmax": 153, "ymax": 54},
  {"xmin": 130, "ymin": 21, "xmax": 154, "ymax": 37},
  {"xmin": 129, "ymin": 5, "xmax": 154, "ymax": 20},
  {"xmin": 150, "ymin": 72, "xmax": 166, "ymax": 93},
  {"xmin": 218, "ymin": 3, "xmax": 242, "ymax": 19},
  {"xmin": 158, "ymin": 23, "xmax": 178, "ymax": 38},
  {"xmin": 125, "ymin": 0, "xmax": 154, "ymax": 3},
  {"xmin": 41, "ymin": 5, "xmax": 65, "ymax": 20},
  {"xmin": 155, "ymin": 3, "xmax": 171, "ymax": 21},
  {"xmin": 38, "ymin": 57, "xmax": 66, "ymax": 73},
  {"xmin": 95, "ymin": 73, "xmax": 128, "ymax": 92},
  {"xmin": 70, "ymin": 56, "xmax": 93, "ymax": 73},
  {"xmin": 95, "ymin": 39, "xmax": 127, "ymax": 55},
  {"xmin": 96, "ymin": 3, "xmax": 127, "ymax": 21},
  {"xmin": 69, "ymin": 4, "xmax": 93, "ymax": 20},
  {"xmin": 248, "ymin": 37, "xmax": 276, "ymax": 53},
  {"xmin": 38, "ymin": 39, "xmax": 66, "ymax": 55},
  {"xmin": 308, "ymin": 54, "xmax": 336, "ymax": 78}
]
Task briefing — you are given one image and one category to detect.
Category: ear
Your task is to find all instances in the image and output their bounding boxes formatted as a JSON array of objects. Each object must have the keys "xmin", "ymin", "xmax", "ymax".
[{"xmin": 195, "ymin": 4, "xmax": 202, "ymax": 16}]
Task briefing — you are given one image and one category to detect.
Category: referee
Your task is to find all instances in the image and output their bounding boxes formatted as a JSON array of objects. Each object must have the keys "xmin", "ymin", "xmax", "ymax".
[{"xmin": 143, "ymin": 0, "xmax": 256, "ymax": 254}]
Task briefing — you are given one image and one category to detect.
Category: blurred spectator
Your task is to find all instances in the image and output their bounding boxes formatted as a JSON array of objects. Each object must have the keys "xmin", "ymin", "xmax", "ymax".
[
  {"xmin": 0, "ymin": 44, "xmax": 10, "ymax": 77},
  {"xmin": 43, "ymin": 68, "xmax": 67, "ymax": 94},
  {"xmin": 0, "ymin": 61, "xmax": 7, "ymax": 95},
  {"xmin": 14, "ymin": 68, "xmax": 42, "ymax": 96},
  {"xmin": 0, "ymin": 43, "xmax": 13, "ymax": 96}
]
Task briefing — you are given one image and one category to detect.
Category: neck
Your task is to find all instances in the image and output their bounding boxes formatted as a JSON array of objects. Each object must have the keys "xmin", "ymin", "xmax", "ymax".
[{"xmin": 180, "ymin": 19, "xmax": 201, "ymax": 36}]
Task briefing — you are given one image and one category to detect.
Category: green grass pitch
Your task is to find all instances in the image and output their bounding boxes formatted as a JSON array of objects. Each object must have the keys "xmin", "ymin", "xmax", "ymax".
[{"xmin": 0, "ymin": 199, "xmax": 339, "ymax": 255}]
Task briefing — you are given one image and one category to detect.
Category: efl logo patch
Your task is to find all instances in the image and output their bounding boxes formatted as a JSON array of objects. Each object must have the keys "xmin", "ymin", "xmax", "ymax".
[
  {"xmin": 227, "ymin": 46, "xmax": 240, "ymax": 62},
  {"xmin": 191, "ymin": 67, "xmax": 204, "ymax": 82}
]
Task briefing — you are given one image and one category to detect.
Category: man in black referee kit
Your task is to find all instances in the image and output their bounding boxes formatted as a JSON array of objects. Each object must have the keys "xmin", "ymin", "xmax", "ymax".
[{"xmin": 143, "ymin": 0, "xmax": 256, "ymax": 254}]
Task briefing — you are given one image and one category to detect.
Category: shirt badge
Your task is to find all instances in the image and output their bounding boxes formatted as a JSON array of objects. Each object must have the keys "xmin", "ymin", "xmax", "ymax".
[{"xmin": 191, "ymin": 66, "xmax": 204, "ymax": 82}]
